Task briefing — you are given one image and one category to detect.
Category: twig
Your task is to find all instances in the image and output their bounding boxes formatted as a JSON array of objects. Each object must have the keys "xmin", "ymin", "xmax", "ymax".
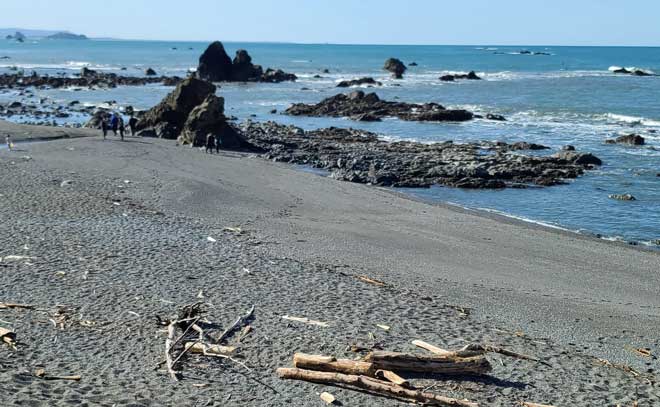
[
  {"xmin": 282, "ymin": 315, "xmax": 329, "ymax": 328},
  {"xmin": 0, "ymin": 303, "xmax": 35, "ymax": 310},
  {"xmin": 165, "ymin": 322, "xmax": 179, "ymax": 381},
  {"xmin": 217, "ymin": 305, "xmax": 255, "ymax": 344}
]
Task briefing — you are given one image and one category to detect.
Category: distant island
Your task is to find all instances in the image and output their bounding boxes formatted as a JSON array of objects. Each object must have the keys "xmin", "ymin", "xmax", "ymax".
[
  {"xmin": 47, "ymin": 31, "xmax": 88, "ymax": 40},
  {"xmin": 1, "ymin": 28, "xmax": 88, "ymax": 41}
]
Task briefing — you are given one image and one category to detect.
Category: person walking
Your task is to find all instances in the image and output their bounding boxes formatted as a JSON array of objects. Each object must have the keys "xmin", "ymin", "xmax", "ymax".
[
  {"xmin": 205, "ymin": 133, "xmax": 216, "ymax": 154},
  {"xmin": 5, "ymin": 134, "xmax": 13, "ymax": 150},
  {"xmin": 110, "ymin": 113, "xmax": 119, "ymax": 136},
  {"xmin": 128, "ymin": 116, "xmax": 138, "ymax": 136},
  {"xmin": 215, "ymin": 134, "xmax": 221, "ymax": 153},
  {"xmin": 119, "ymin": 116, "xmax": 125, "ymax": 141},
  {"xmin": 101, "ymin": 118, "xmax": 108, "ymax": 140}
]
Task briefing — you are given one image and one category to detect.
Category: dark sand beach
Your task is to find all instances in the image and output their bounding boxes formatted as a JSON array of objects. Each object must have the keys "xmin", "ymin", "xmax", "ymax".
[{"xmin": 1, "ymin": 121, "xmax": 659, "ymax": 406}]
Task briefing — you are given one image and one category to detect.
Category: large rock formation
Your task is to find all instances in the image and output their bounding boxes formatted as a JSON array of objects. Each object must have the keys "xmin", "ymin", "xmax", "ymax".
[
  {"xmin": 384, "ymin": 58, "xmax": 407, "ymax": 79},
  {"xmin": 337, "ymin": 77, "xmax": 382, "ymax": 88},
  {"xmin": 196, "ymin": 41, "xmax": 296, "ymax": 83},
  {"xmin": 239, "ymin": 121, "xmax": 602, "ymax": 189},
  {"xmin": 285, "ymin": 91, "xmax": 476, "ymax": 123},
  {"xmin": 134, "ymin": 77, "xmax": 252, "ymax": 150}
]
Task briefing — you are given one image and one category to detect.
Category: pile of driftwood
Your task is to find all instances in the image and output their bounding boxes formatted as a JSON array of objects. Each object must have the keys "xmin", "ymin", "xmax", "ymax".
[
  {"xmin": 278, "ymin": 340, "xmax": 551, "ymax": 407},
  {"xmin": 159, "ymin": 302, "xmax": 255, "ymax": 381}
]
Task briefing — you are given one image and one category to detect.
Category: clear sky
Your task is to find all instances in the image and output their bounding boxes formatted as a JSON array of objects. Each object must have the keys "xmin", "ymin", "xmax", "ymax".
[{"xmin": 1, "ymin": 0, "xmax": 659, "ymax": 46}]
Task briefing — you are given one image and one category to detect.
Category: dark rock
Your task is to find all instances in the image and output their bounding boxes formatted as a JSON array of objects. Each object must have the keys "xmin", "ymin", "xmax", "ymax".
[
  {"xmin": 313, "ymin": 75, "xmax": 322, "ymax": 79},
  {"xmin": 230, "ymin": 49, "xmax": 263, "ymax": 81},
  {"xmin": 261, "ymin": 69, "xmax": 297, "ymax": 83},
  {"xmin": 0, "ymin": 56, "xmax": 10, "ymax": 60},
  {"xmin": 9, "ymin": 101, "xmax": 22, "ymax": 108},
  {"xmin": 553, "ymin": 151, "xmax": 603, "ymax": 166},
  {"xmin": 196, "ymin": 41, "xmax": 233, "ymax": 82},
  {"xmin": 285, "ymin": 92, "xmax": 474, "ymax": 123},
  {"xmin": 509, "ymin": 142, "xmax": 550, "ymax": 151},
  {"xmin": 179, "ymin": 94, "xmax": 248, "ymax": 148},
  {"xmin": 605, "ymin": 134, "xmax": 645, "ymax": 146},
  {"xmin": 609, "ymin": 194, "xmax": 636, "ymax": 201},
  {"xmin": 322, "ymin": 69, "xmax": 330, "ymax": 74},
  {"xmin": 383, "ymin": 58, "xmax": 407, "ymax": 79},
  {"xmin": 80, "ymin": 67, "xmax": 97, "ymax": 78},
  {"xmin": 337, "ymin": 77, "xmax": 382, "ymax": 88},
  {"xmin": 485, "ymin": 114, "xmax": 506, "ymax": 121},
  {"xmin": 145, "ymin": 68, "xmax": 157, "ymax": 76},
  {"xmin": 440, "ymin": 71, "xmax": 481, "ymax": 81},
  {"xmin": 563, "ymin": 145, "xmax": 576, "ymax": 151},
  {"xmin": 409, "ymin": 62, "xmax": 418, "ymax": 66},
  {"xmin": 270, "ymin": 109, "xmax": 277, "ymax": 114},
  {"xmin": 135, "ymin": 77, "xmax": 216, "ymax": 134},
  {"xmin": 240, "ymin": 121, "xmax": 601, "ymax": 189}
]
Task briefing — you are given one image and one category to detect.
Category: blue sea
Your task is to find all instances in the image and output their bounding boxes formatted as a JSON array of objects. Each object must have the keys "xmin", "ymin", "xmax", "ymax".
[{"xmin": 1, "ymin": 39, "xmax": 659, "ymax": 246}]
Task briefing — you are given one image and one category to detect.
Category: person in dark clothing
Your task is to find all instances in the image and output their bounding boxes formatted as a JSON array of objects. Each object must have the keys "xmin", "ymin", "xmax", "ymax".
[
  {"xmin": 110, "ymin": 113, "xmax": 119, "ymax": 136},
  {"xmin": 215, "ymin": 135, "xmax": 221, "ymax": 153},
  {"xmin": 205, "ymin": 133, "xmax": 215, "ymax": 154},
  {"xmin": 119, "ymin": 117, "xmax": 125, "ymax": 141},
  {"xmin": 128, "ymin": 116, "xmax": 138, "ymax": 136},
  {"xmin": 101, "ymin": 119, "xmax": 108, "ymax": 140}
]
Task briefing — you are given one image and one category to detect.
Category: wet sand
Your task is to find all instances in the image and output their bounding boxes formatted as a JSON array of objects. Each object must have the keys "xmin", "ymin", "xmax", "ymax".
[{"xmin": 0, "ymin": 121, "xmax": 658, "ymax": 406}]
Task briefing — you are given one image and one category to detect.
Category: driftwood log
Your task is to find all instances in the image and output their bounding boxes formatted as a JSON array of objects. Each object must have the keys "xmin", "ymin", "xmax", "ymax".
[
  {"xmin": 366, "ymin": 351, "xmax": 492, "ymax": 375},
  {"xmin": 277, "ymin": 368, "xmax": 479, "ymax": 407},
  {"xmin": 375, "ymin": 369, "xmax": 410, "ymax": 387},
  {"xmin": 414, "ymin": 340, "xmax": 545, "ymax": 364},
  {"xmin": 294, "ymin": 353, "xmax": 374, "ymax": 375}
]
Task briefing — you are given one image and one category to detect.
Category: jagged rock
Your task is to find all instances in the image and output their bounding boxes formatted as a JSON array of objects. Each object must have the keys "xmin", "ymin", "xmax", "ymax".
[
  {"xmin": 179, "ymin": 94, "xmax": 248, "ymax": 148},
  {"xmin": 440, "ymin": 71, "xmax": 481, "ymax": 81},
  {"xmin": 145, "ymin": 68, "xmax": 157, "ymax": 76},
  {"xmin": 553, "ymin": 151, "xmax": 603, "ymax": 166},
  {"xmin": 285, "ymin": 91, "xmax": 474, "ymax": 123},
  {"xmin": 84, "ymin": 108, "xmax": 110, "ymax": 129},
  {"xmin": 337, "ymin": 77, "xmax": 382, "ymax": 88},
  {"xmin": 231, "ymin": 49, "xmax": 263, "ymax": 81},
  {"xmin": 196, "ymin": 41, "xmax": 233, "ymax": 82},
  {"xmin": 261, "ymin": 68, "xmax": 297, "ymax": 83},
  {"xmin": 485, "ymin": 114, "xmax": 506, "ymax": 121},
  {"xmin": 239, "ymin": 121, "xmax": 601, "ymax": 189},
  {"xmin": 80, "ymin": 67, "xmax": 97, "ymax": 78},
  {"xmin": 384, "ymin": 58, "xmax": 407, "ymax": 79},
  {"xmin": 609, "ymin": 194, "xmax": 636, "ymax": 201},
  {"xmin": 135, "ymin": 77, "xmax": 216, "ymax": 135},
  {"xmin": 509, "ymin": 142, "xmax": 550, "ymax": 151},
  {"xmin": 605, "ymin": 134, "xmax": 645, "ymax": 146}
]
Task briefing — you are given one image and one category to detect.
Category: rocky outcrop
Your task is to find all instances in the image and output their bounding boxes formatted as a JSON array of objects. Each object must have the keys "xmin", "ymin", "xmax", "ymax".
[
  {"xmin": 133, "ymin": 77, "xmax": 253, "ymax": 150},
  {"xmin": 337, "ymin": 77, "xmax": 382, "ymax": 88},
  {"xmin": 552, "ymin": 151, "xmax": 603, "ymax": 166},
  {"xmin": 145, "ymin": 68, "xmax": 157, "ymax": 76},
  {"xmin": 440, "ymin": 71, "xmax": 481, "ymax": 81},
  {"xmin": 605, "ymin": 134, "xmax": 645, "ymax": 146},
  {"xmin": 0, "ymin": 71, "xmax": 182, "ymax": 90},
  {"xmin": 239, "ymin": 121, "xmax": 601, "ymax": 189},
  {"xmin": 196, "ymin": 41, "xmax": 296, "ymax": 83},
  {"xmin": 135, "ymin": 77, "xmax": 216, "ymax": 135},
  {"xmin": 384, "ymin": 58, "xmax": 407, "ymax": 79},
  {"xmin": 609, "ymin": 194, "xmax": 636, "ymax": 201},
  {"xmin": 285, "ymin": 91, "xmax": 475, "ymax": 123}
]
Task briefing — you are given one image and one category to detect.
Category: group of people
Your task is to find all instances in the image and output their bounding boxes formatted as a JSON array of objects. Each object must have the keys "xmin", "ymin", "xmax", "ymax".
[
  {"xmin": 101, "ymin": 112, "xmax": 138, "ymax": 141},
  {"xmin": 205, "ymin": 133, "xmax": 222, "ymax": 154}
]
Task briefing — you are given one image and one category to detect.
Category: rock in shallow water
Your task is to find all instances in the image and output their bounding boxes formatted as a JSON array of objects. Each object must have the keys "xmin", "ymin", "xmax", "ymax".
[
  {"xmin": 605, "ymin": 134, "xmax": 645, "ymax": 146},
  {"xmin": 383, "ymin": 58, "xmax": 407, "ymax": 79},
  {"xmin": 238, "ymin": 120, "xmax": 601, "ymax": 189},
  {"xmin": 609, "ymin": 194, "xmax": 637, "ymax": 201},
  {"xmin": 285, "ymin": 91, "xmax": 475, "ymax": 123}
]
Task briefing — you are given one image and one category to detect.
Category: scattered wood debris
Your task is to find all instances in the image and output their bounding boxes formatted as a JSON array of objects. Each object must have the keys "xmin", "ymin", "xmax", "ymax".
[
  {"xmin": 0, "ymin": 327, "xmax": 16, "ymax": 349},
  {"xmin": 320, "ymin": 391, "xmax": 336, "ymax": 404},
  {"xmin": 357, "ymin": 275, "xmax": 386, "ymax": 287},
  {"xmin": 282, "ymin": 315, "xmax": 329, "ymax": 328},
  {"xmin": 595, "ymin": 358, "xmax": 656, "ymax": 385},
  {"xmin": 34, "ymin": 368, "xmax": 81, "ymax": 381},
  {"xmin": 223, "ymin": 226, "xmax": 243, "ymax": 234},
  {"xmin": 0, "ymin": 303, "xmax": 35, "ymax": 310}
]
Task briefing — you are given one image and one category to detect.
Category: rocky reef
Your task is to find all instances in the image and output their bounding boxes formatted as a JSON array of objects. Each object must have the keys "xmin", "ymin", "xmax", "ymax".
[
  {"xmin": 285, "ymin": 91, "xmax": 477, "ymax": 123},
  {"xmin": 0, "ymin": 69, "xmax": 182, "ymax": 90},
  {"xmin": 238, "ymin": 121, "xmax": 602, "ymax": 189},
  {"xmin": 196, "ymin": 41, "xmax": 297, "ymax": 83}
]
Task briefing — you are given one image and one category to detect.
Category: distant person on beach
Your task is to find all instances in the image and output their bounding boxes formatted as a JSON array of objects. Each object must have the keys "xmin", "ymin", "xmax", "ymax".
[
  {"xmin": 101, "ymin": 119, "xmax": 108, "ymax": 140},
  {"xmin": 5, "ymin": 134, "xmax": 12, "ymax": 150},
  {"xmin": 215, "ymin": 135, "xmax": 221, "ymax": 153},
  {"xmin": 110, "ymin": 113, "xmax": 119, "ymax": 136},
  {"xmin": 128, "ymin": 116, "xmax": 138, "ymax": 136},
  {"xmin": 205, "ymin": 133, "xmax": 215, "ymax": 154},
  {"xmin": 119, "ymin": 117, "xmax": 125, "ymax": 141}
]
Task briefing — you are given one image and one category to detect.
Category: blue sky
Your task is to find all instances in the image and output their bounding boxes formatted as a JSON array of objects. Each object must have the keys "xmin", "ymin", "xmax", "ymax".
[{"xmin": 1, "ymin": 0, "xmax": 659, "ymax": 45}]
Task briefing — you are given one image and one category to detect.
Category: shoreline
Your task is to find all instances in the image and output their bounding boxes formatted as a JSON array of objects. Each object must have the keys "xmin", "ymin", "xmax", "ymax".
[{"xmin": 2, "ymin": 119, "xmax": 657, "ymax": 251}]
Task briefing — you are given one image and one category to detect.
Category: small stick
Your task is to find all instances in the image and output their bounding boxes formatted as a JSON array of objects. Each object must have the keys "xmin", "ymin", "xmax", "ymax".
[
  {"xmin": 217, "ymin": 305, "xmax": 255, "ymax": 344},
  {"xmin": 34, "ymin": 369, "xmax": 81, "ymax": 381},
  {"xmin": 412, "ymin": 340, "xmax": 454, "ymax": 356},
  {"xmin": 282, "ymin": 315, "xmax": 329, "ymax": 328},
  {"xmin": 165, "ymin": 322, "xmax": 179, "ymax": 381},
  {"xmin": 0, "ymin": 303, "xmax": 35, "ymax": 310},
  {"xmin": 520, "ymin": 402, "xmax": 557, "ymax": 407},
  {"xmin": 375, "ymin": 370, "xmax": 410, "ymax": 387},
  {"xmin": 357, "ymin": 276, "xmax": 386, "ymax": 287}
]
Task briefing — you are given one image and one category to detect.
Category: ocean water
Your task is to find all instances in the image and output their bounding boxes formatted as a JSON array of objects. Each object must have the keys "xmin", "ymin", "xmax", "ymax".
[{"xmin": 1, "ymin": 39, "xmax": 659, "ymax": 246}]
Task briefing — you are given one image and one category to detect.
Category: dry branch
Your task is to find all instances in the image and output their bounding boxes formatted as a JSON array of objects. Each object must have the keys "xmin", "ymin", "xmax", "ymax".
[
  {"xmin": 520, "ymin": 402, "xmax": 557, "ymax": 407},
  {"xmin": 293, "ymin": 353, "xmax": 375, "ymax": 376},
  {"xmin": 357, "ymin": 276, "xmax": 386, "ymax": 287},
  {"xmin": 185, "ymin": 342, "xmax": 236, "ymax": 356},
  {"xmin": 282, "ymin": 315, "xmax": 329, "ymax": 328},
  {"xmin": 0, "ymin": 303, "xmax": 35, "ymax": 310},
  {"xmin": 217, "ymin": 305, "xmax": 255, "ymax": 344},
  {"xmin": 414, "ymin": 340, "xmax": 546, "ymax": 365},
  {"xmin": 366, "ymin": 351, "xmax": 491, "ymax": 375},
  {"xmin": 375, "ymin": 370, "xmax": 410, "ymax": 387},
  {"xmin": 34, "ymin": 369, "xmax": 81, "ymax": 381},
  {"xmin": 277, "ymin": 368, "xmax": 478, "ymax": 407},
  {"xmin": 165, "ymin": 322, "xmax": 179, "ymax": 381}
]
